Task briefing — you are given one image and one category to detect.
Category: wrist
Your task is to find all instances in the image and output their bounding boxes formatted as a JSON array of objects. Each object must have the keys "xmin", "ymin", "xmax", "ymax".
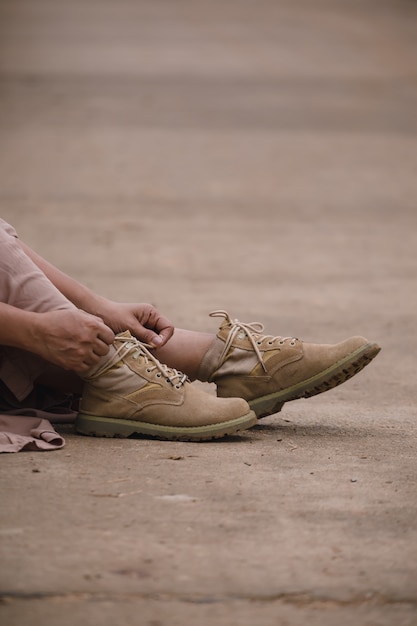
[{"xmin": 85, "ymin": 294, "xmax": 112, "ymax": 319}]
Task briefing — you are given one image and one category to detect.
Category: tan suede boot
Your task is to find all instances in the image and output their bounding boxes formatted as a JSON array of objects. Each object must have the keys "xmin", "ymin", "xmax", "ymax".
[
  {"xmin": 75, "ymin": 331, "xmax": 256, "ymax": 441},
  {"xmin": 197, "ymin": 311, "xmax": 381, "ymax": 418}
]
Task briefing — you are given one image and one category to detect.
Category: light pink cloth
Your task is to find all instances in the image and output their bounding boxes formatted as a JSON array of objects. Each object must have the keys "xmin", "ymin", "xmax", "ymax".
[
  {"xmin": 0, "ymin": 410, "xmax": 74, "ymax": 452},
  {"xmin": 0, "ymin": 219, "xmax": 77, "ymax": 452}
]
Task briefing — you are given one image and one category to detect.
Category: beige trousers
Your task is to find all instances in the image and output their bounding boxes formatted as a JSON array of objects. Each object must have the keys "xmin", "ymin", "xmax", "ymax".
[{"xmin": 0, "ymin": 218, "xmax": 75, "ymax": 404}]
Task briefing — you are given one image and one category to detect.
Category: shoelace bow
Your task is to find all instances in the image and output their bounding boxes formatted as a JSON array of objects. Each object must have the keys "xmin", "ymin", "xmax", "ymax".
[
  {"xmin": 88, "ymin": 334, "xmax": 188, "ymax": 388},
  {"xmin": 209, "ymin": 310, "xmax": 296, "ymax": 373}
]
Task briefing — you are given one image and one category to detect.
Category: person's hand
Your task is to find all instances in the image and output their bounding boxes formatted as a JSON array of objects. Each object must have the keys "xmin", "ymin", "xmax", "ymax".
[
  {"xmin": 30, "ymin": 309, "xmax": 115, "ymax": 373},
  {"xmin": 95, "ymin": 300, "xmax": 175, "ymax": 348}
]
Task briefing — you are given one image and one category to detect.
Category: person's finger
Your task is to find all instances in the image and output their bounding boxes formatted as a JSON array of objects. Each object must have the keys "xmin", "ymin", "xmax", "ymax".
[
  {"xmin": 78, "ymin": 362, "xmax": 92, "ymax": 372},
  {"xmin": 137, "ymin": 327, "xmax": 162, "ymax": 347},
  {"xmin": 149, "ymin": 314, "xmax": 174, "ymax": 347},
  {"xmin": 152, "ymin": 313, "xmax": 174, "ymax": 336},
  {"xmin": 96, "ymin": 323, "xmax": 115, "ymax": 345},
  {"xmin": 155, "ymin": 325, "xmax": 174, "ymax": 347},
  {"xmin": 92, "ymin": 338, "xmax": 111, "ymax": 357},
  {"xmin": 130, "ymin": 322, "xmax": 173, "ymax": 348}
]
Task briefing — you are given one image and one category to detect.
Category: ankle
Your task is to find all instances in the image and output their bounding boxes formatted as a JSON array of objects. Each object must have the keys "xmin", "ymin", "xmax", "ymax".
[{"xmin": 152, "ymin": 330, "xmax": 216, "ymax": 381}]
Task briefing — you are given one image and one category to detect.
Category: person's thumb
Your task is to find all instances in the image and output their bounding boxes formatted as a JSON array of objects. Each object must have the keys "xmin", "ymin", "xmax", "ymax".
[
  {"xmin": 148, "ymin": 333, "xmax": 163, "ymax": 348},
  {"xmin": 131, "ymin": 324, "xmax": 163, "ymax": 348}
]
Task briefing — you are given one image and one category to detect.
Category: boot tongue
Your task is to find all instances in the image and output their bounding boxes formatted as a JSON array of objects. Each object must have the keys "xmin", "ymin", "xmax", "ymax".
[
  {"xmin": 116, "ymin": 330, "xmax": 134, "ymax": 339},
  {"xmin": 114, "ymin": 332, "xmax": 189, "ymax": 388},
  {"xmin": 218, "ymin": 324, "xmax": 231, "ymax": 342}
]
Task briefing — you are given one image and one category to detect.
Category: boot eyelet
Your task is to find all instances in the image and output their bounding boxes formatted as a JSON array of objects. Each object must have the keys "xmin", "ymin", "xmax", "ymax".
[
  {"xmin": 156, "ymin": 373, "xmax": 162, "ymax": 378},
  {"xmin": 146, "ymin": 368, "xmax": 152, "ymax": 373},
  {"xmin": 279, "ymin": 340, "xmax": 284, "ymax": 345},
  {"xmin": 290, "ymin": 340, "xmax": 296, "ymax": 346},
  {"xmin": 267, "ymin": 340, "xmax": 274, "ymax": 346}
]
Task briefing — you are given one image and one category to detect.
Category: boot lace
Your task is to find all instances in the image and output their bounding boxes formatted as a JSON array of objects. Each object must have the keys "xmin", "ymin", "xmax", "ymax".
[
  {"xmin": 210, "ymin": 310, "xmax": 297, "ymax": 373},
  {"xmin": 88, "ymin": 333, "xmax": 188, "ymax": 388}
]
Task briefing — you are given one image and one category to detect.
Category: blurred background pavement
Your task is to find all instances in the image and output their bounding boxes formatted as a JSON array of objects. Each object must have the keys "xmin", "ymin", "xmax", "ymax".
[{"xmin": 0, "ymin": 1, "xmax": 416, "ymax": 625}]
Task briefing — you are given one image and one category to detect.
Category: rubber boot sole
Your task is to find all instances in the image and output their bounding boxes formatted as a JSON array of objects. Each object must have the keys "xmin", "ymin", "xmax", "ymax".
[
  {"xmin": 248, "ymin": 341, "xmax": 381, "ymax": 418},
  {"xmin": 75, "ymin": 410, "xmax": 257, "ymax": 442}
]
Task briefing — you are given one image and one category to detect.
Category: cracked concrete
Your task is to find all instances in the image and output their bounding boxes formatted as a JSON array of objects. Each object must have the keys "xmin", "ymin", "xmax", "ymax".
[{"xmin": 0, "ymin": 0, "xmax": 416, "ymax": 624}]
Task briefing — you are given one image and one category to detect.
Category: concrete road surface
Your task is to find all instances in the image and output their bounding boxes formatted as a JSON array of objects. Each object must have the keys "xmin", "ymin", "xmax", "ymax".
[{"xmin": 0, "ymin": 1, "xmax": 416, "ymax": 624}]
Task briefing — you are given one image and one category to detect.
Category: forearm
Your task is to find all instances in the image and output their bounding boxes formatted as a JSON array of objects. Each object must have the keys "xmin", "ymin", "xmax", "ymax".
[
  {"xmin": 14, "ymin": 240, "xmax": 174, "ymax": 348},
  {"xmin": 19, "ymin": 241, "xmax": 106, "ymax": 315},
  {"xmin": 0, "ymin": 302, "xmax": 115, "ymax": 371}
]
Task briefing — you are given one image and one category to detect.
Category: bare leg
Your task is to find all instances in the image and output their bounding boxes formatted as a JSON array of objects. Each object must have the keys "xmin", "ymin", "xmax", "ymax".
[{"xmin": 152, "ymin": 329, "xmax": 215, "ymax": 380}]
